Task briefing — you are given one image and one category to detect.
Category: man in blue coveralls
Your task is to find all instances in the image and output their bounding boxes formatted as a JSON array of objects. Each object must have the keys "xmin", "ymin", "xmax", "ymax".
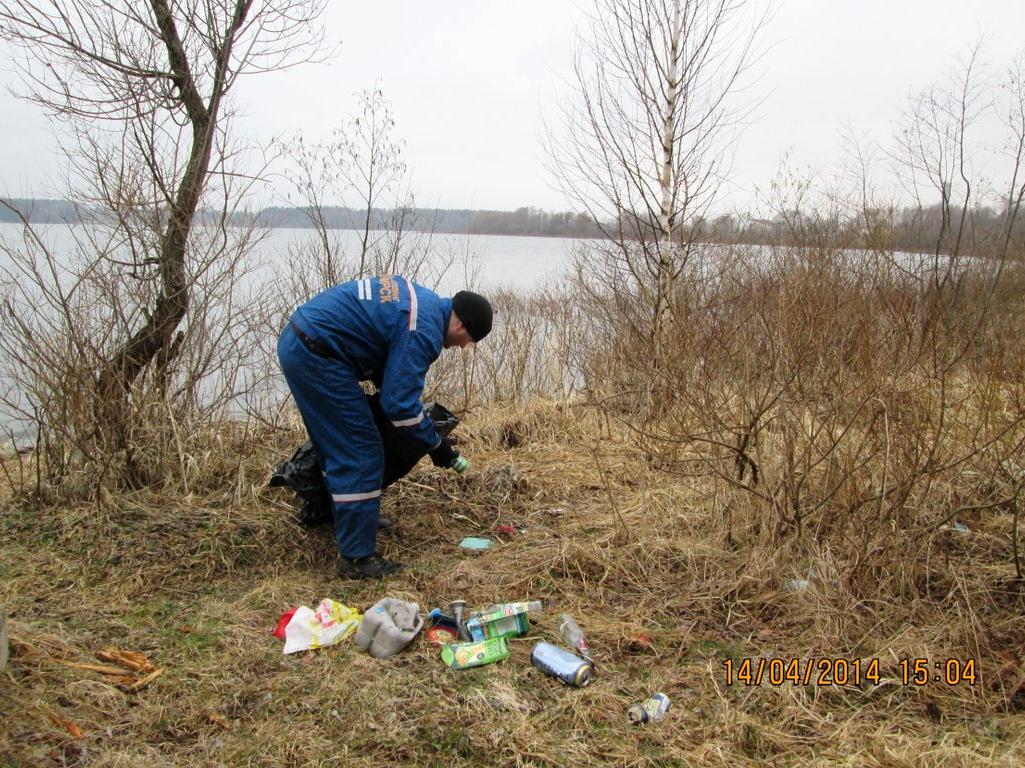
[{"xmin": 277, "ymin": 275, "xmax": 493, "ymax": 579}]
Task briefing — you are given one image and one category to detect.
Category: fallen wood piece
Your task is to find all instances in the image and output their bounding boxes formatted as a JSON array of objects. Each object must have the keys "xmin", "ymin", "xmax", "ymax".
[
  {"xmin": 119, "ymin": 667, "xmax": 163, "ymax": 692},
  {"xmin": 101, "ymin": 673, "xmax": 139, "ymax": 686},
  {"xmin": 47, "ymin": 711, "xmax": 84, "ymax": 739},
  {"xmin": 56, "ymin": 660, "xmax": 130, "ymax": 676},
  {"xmin": 96, "ymin": 648, "xmax": 156, "ymax": 674},
  {"xmin": 206, "ymin": 711, "xmax": 230, "ymax": 730}
]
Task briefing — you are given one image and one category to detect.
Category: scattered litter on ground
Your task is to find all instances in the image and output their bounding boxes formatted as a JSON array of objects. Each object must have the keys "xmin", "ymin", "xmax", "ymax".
[
  {"xmin": 434, "ymin": 602, "xmax": 598, "ymax": 693},
  {"xmin": 436, "ymin": 599, "xmax": 596, "ymax": 692},
  {"xmin": 355, "ymin": 597, "xmax": 423, "ymax": 658},
  {"xmin": 628, "ymin": 692, "xmax": 670, "ymax": 724},
  {"xmin": 272, "ymin": 607, "xmax": 299, "ymax": 639},
  {"xmin": 531, "ymin": 641, "xmax": 593, "ymax": 687},
  {"xmin": 466, "ymin": 601, "xmax": 542, "ymax": 641},
  {"xmin": 557, "ymin": 613, "xmax": 589, "ymax": 657},
  {"xmin": 448, "ymin": 600, "xmax": 470, "ymax": 640},
  {"xmin": 459, "ymin": 536, "xmax": 493, "ymax": 550},
  {"xmin": 442, "ymin": 637, "xmax": 510, "ymax": 669},
  {"xmin": 280, "ymin": 599, "xmax": 361, "ymax": 654},
  {"xmin": 424, "ymin": 621, "xmax": 460, "ymax": 645}
]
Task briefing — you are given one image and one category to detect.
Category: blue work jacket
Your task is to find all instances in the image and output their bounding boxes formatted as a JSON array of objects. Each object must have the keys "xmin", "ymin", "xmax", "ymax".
[{"xmin": 292, "ymin": 275, "xmax": 451, "ymax": 449}]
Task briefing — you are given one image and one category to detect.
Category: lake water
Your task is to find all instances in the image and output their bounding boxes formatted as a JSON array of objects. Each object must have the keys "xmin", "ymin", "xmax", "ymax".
[
  {"xmin": 0, "ymin": 222, "xmax": 974, "ymax": 439},
  {"xmin": 0, "ymin": 223, "xmax": 581, "ymax": 294},
  {"xmin": 0, "ymin": 222, "xmax": 584, "ymax": 445}
]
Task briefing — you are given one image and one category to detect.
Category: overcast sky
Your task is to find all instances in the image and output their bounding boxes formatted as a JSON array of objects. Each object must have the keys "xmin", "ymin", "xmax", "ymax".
[{"xmin": 1, "ymin": 0, "xmax": 1023, "ymax": 213}]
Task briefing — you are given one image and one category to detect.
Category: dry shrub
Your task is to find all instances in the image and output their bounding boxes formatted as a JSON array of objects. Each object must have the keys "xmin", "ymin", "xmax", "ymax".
[
  {"xmin": 428, "ymin": 285, "xmax": 586, "ymax": 410},
  {"xmin": 578, "ymin": 240, "xmax": 1025, "ymax": 661},
  {"xmin": 0, "ymin": 219, "xmax": 276, "ymax": 498}
]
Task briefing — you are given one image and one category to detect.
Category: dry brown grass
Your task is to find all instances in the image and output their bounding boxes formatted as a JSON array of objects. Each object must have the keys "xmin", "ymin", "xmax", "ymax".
[{"xmin": 2, "ymin": 399, "xmax": 1023, "ymax": 767}]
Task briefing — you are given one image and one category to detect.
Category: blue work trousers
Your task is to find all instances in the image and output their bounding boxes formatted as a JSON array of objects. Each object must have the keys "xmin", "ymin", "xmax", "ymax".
[{"xmin": 277, "ymin": 326, "xmax": 384, "ymax": 558}]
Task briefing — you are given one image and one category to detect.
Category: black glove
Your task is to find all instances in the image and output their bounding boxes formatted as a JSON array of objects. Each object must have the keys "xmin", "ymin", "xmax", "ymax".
[{"xmin": 430, "ymin": 437, "xmax": 458, "ymax": 468}]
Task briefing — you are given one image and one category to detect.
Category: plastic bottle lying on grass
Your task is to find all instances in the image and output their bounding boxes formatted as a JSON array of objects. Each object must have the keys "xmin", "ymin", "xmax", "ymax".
[{"xmin": 557, "ymin": 613, "xmax": 590, "ymax": 658}]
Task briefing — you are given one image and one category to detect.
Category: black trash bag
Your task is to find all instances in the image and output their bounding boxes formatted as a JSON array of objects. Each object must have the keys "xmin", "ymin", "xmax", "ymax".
[{"xmin": 270, "ymin": 395, "xmax": 460, "ymax": 527}]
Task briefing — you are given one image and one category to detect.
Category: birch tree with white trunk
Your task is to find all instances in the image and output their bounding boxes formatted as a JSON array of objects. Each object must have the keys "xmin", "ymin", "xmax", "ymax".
[{"xmin": 548, "ymin": 0, "xmax": 769, "ymax": 350}]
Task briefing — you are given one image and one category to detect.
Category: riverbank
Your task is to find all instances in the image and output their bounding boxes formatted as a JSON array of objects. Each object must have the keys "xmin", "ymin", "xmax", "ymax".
[{"xmin": 1, "ymin": 399, "xmax": 1021, "ymax": 767}]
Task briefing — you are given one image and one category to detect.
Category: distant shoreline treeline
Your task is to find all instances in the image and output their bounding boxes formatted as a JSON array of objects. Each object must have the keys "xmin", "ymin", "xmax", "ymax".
[
  {"xmin": 0, "ymin": 199, "xmax": 605, "ymax": 239},
  {"xmin": 2, "ymin": 198, "xmax": 1022, "ymax": 257}
]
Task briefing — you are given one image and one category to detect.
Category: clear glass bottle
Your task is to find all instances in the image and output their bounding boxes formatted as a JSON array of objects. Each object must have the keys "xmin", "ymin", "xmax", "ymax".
[{"xmin": 558, "ymin": 613, "xmax": 590, "ymax": 657}]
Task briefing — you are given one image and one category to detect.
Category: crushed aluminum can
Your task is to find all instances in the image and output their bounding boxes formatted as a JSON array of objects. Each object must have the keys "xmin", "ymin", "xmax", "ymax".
[{"xmin": 627, "ymin": 692, "xmax": 670, "ymax": 724}]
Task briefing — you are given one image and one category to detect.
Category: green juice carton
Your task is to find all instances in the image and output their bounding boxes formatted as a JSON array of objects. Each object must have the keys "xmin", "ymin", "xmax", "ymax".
[{"xmin": 441, "ymin": 637, "xmax": 510, "ymax": 669}]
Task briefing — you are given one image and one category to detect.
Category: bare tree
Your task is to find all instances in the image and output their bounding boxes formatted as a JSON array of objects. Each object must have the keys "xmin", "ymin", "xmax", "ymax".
[
  {"xmin": 996, "ymin": 53, "xmax": 1025, "ymax": 263},
  {"xmin": 892, "ymin": 44, "xmax": 989, "ymax": 281},
  {"xmin": 279, "ymin": 88, "xmax": 451, "ymax": 299},
  {"xmin": 0, "ymin": 1, "xmax": 326, "ymax": 399},
  {"xmin": 337, "ymin": 89, "xmax": 411, "ymax": 276},
  {"xmin": 547, "ymin": 0, "xmax": 769, "ymax": 349},
  {"xmin": 629, "ymin": 45, "xmax": 1025, "ymax": 590},
  {"xmin": 0, "ymin": 0, "xmax": 327, "ymax": 485}
]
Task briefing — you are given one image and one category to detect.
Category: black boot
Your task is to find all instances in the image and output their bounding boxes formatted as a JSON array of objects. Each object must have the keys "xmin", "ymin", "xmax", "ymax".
[{"xmin": 337, "ymin": 553, "xmax": 404, "ymax": 580}]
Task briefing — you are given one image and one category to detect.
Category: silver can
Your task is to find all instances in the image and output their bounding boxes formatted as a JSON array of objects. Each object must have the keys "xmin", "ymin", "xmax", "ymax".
[
  {"xmin": 530, "ymin": 641, "xmax": 593, "ymax": 687},
  {"xmin": 627, "ymin": 692, "xmax": 670, "ymax": 724}
]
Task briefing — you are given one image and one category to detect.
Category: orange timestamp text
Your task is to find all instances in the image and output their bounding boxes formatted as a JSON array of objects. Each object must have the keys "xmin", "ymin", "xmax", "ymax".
[{"xmin": 723, "ymin": 657, "xmax": 978, "ymax": 687}]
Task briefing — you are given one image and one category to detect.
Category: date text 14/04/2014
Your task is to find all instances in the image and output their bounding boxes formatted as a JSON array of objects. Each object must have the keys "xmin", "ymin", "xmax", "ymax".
[{"xmin": 723, "ymin": 658, "xmax": 978, "ymax": 687}]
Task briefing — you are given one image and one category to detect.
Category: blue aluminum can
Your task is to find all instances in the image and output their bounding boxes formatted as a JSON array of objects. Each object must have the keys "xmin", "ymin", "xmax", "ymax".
[{"xmin": 530, "ymin": 641, "xmax": 593, "ymax": 687}]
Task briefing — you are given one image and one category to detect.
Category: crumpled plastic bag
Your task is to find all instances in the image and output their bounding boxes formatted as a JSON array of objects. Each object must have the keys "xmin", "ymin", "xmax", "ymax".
[
  {"xmin": 355, "ymin": 597, "xmax": 424, "ymax": 659},
  {"xmin": 281, "ymin": 598, "xmax": 362, "ymax": 655}
]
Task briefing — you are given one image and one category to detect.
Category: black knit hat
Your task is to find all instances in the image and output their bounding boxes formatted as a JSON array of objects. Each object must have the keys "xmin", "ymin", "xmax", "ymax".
[{"xmin": 451, "ymin": 290, "xmax": 493, "ymax": 342}]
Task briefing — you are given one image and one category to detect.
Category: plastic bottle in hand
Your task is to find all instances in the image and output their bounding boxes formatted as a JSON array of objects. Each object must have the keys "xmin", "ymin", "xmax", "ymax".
[{"xmin": 558, "ymin": 613, "xmax": 590, "ymax": 658}]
